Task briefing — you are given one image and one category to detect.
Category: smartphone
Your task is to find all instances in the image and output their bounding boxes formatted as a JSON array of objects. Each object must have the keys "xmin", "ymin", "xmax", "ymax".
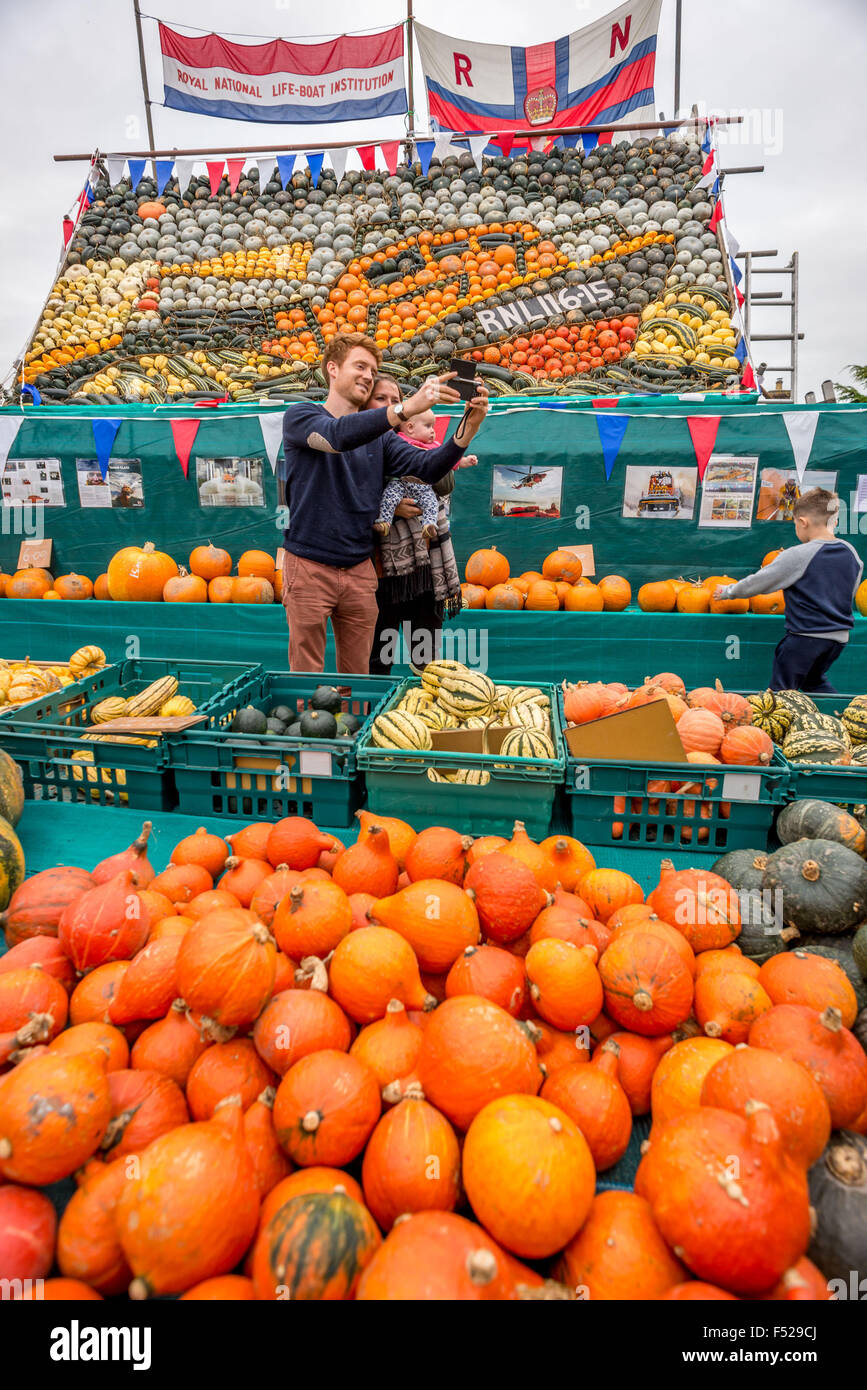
[{"xmin": 449, "ymin": 357, "xmax": 478, "ymax": 403}]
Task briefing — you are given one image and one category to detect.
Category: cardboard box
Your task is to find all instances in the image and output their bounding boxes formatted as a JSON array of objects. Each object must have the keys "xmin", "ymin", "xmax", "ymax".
[{"xmin": 562, "ymin": 700, "xmax": 689, "ymax": 762}]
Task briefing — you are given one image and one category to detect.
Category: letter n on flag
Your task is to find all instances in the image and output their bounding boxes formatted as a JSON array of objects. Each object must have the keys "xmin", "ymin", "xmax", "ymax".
[
  {"xmin": 687, "ymin": 416, "xmax": 721, "ymax": 481},
  {"xmin": 170, "ymin": 419, "xmax": 200, "ymax": 478}
]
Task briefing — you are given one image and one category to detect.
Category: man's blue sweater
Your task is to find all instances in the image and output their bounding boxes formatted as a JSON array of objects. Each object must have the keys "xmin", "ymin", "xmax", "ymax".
[{"xmin": 280, "ymin": 403, "xmax": 464, "ymax": 568}]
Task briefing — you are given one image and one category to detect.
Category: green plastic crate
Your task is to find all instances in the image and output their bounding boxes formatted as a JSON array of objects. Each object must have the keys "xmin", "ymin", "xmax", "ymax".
[
  {"xmin": 168, "ymin": 672, "xmax": 396, "ymax": 826},
  {"xmin": 356, "ymin": 678, "xmax": 565, "ymax": 837},
  {"xmin": 0, "ymin": 659, "xmax": 263, "ymax": 812},
  {"xmin": 558, "ymin": 689, "xmax": 791, "ymax": 852},
  {"xmin": 746, "ymin": 693, "xmax": 867, "ymax": 814}
]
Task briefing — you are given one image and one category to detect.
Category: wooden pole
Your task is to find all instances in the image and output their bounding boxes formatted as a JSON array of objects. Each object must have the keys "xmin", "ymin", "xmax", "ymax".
[
  {"xmin": 674, "ymin": 0, "xmax": 683, "ymax": 116},
  {"xmin": 403, "ymin": 0, "xmax": 416, "ymax": 165},
  {"xmin": 53, "ymin": 115, "xmax": 743, "ymax": 162},
  {"xmin": 132, "ymin": 0, "xmax": 156, "ymax": 151}
]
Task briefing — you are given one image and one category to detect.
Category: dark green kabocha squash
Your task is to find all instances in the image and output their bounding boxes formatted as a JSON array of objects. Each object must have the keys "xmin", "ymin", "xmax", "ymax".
[
  {"xmin": 712, "ymin": 848, "xmax": 790, "ymax": 962},
  {"xmin": 807, "ymin": 1131, "xmax": 867, "ymax": 1286},
  {"xmin": 762, "ymin": 839, "xmax": 867, "ymax": 936},
  {"xmin": 776, "ymin": 800, "xmax": 866, "ymax": 857},
  {"xmin": 231, "ymin": 706, "xmax": 268, "ymax": 735},
  {"xmin": 310, "ymin": 686, "xmax": 343, "ymax": 715},
  {"xmin": 299, "ymin": 709, "xmax": 338, "ymax": 739},
  {"xmin": 853, "ymin": 923, "xmax": 867, "ymax": 981}
]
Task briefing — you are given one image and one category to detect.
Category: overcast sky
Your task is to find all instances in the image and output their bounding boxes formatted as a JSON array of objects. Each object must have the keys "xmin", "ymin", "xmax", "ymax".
[{"xmin": 1, "ymin": 0, "xmax": 864, "ymax": 398}]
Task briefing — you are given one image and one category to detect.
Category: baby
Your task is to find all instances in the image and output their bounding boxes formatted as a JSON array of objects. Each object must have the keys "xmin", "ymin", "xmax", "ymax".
[{"xmin": 374, "ymin": 409, "xmax": 442, "ymax": 539}]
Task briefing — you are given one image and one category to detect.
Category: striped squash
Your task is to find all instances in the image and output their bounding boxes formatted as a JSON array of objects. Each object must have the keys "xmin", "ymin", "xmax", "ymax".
[
  {"xmin": 417, "ymin": 704, "xmax": 458, "ymax": 730},
  {"xmin": 848, "ymin": 743, "xmax": 867, "ymax": 766},
  {"xmin": 437, "ymin": 670, "xmax": 498, "ymax": 720},
  {"xmin": 842, "ymin": 699, "xmax": 867, "ymax": 745},
  {"xmin": 126, "ymin": 676, "xmax": 179, "ymax": 717},
  {"xmin": 788, "ymin": 711, "xmax": 849, "ymax": 742},
  {"xmin": 452, "ymin": 768, "xmax": 491, "ymax": 785},
  {"xmin": 462, "ymin": 717, "xmax": 489, "ymax": 730},
  {"xmin": 427, "ymin": 768, "xmax": 456, "ymax": 783},
  {"xmin": 160, "ymin": 696, "xmax": 197, "ymax": 717},
  {"xmin": 782, "ymin": 729, "xmax": 850, "ymax": 765},
  {"xmin": 420, "ymin": 660, "xmax": 469, "ymax": 697},
  {"xmin": 499, "ymin": 728, "xmax": 556, "ymax": 761},
  {"xmin": 500, "ymin": 686, "xmax": 550, "ymax": 711},
  {"xmin": 90, "ymin": 697, "xmax": 130, "ymax": 725},
  {"xmin": 776, "ymin": 690, "xmax": 818, "ymax": 718},
  {"xmin": 505, "ymin": 702, "xmax": 550, "ymax": 731},
  {"xmin": 370, "ymin": 710, "xmax": 433, "ymax": 750},
  {"xmin": 398, "ymin": 688, "xmax": 434, "ymax": 717}
]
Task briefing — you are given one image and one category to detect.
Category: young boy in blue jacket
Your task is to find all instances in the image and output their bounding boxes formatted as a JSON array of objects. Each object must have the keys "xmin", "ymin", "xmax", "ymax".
[{"xmin": 713, "ymin": 488, "xmax": 863, "ymax": 693}]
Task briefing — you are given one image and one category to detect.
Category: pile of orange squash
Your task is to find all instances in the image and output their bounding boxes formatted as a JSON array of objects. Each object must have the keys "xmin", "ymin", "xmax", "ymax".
[
  {"xmin": 0, "ymin": 543, "xmax": 283, "ymax": 605},
  {"xmin": 1, "ymin": 809, "xmax": 863, "ymax": 1300},
  {"xmin": 462, "ymin": 548, "xmax": 787, "ymax": 615}
]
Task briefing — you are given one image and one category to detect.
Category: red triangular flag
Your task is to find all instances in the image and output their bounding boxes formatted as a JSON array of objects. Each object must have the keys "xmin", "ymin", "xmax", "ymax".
[
  {"xmin": 592, "ymin": 398, "xmax": 619, "ymax": 408},
  {"xmin": 709, "ymin": 199, "xmax": 723, "ymax": 233},
  {"xmin": 598, "ymin": 131, "xmax": 613, "ymax": 146},
  {"xmin": 742, "ymin": 363, "xmax": 756, "ymax": 390},
  {"xmin": 170, "ymin": 418, "xmax": 200, "ymax": 478},
  {"xmin": 206, "ymin": 161, "xmax": 225, "ymax": 197},
  {"xmin": 380, "ymin": 142, "xmax": 399, "ymax": 176},
  {"xmin": 687, "ymin": 415, "xmax": 721, "ymax": 481},
  {"xmin": 432, "ymin": 417, "xmax": 450, "ymax": 444},
  {"xmin": 496, "ymin": 134, "xmax": 514, "ymax": 158},
  {"xmin": 226, "ymin": 158, "xmax": 246, "ymax": 194},
  {"xmin": 357, "ymin": 145, "xmax": 376, "ymax": 172}
]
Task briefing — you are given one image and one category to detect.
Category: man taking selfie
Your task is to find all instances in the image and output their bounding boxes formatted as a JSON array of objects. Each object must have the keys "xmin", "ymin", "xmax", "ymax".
[{"xmin": 279, "ymin": 331, "xmax": 488, "ymax": 673}]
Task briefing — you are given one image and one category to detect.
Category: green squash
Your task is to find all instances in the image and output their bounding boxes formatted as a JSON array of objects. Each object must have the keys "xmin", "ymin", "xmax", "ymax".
[
  {"xmin": 712, "ymin": 848, "xmax": 785, "ymax": 961},
  {"xmin": 231, "ymin": 705, "xmax": 268, "ymax": 735},
  {"xmin": 299, "ymin": 709, "xmax": 338, "ymax": 739},
  {"xmin": 252, "ymin": 1193, "xmax": 381, "ymax": 1300},
  {"xmin": 853, "ymin": 922, "xmax": 867, "ymax": 981},
  {"xmin": 762, "ymin": 838, "xmax": 867, "ymax": 936},
  {"xmin": 286, "ymin": 721, "xmax": 302, "ymax": 736},
  {"xmin": 335, "ymin": 712, "xmax": 361, "ymax": 736},
  {"xmin": 807, "ymin": 1133, "xmax": 867, "ymax": 1288},
  {"xmin": 266, "ymin": 717, "xmax": 287, "ymax": 734},
  {"xmin": 0, "ymin": 815, "xmax": 25, "ymax": 912},
  {"xmin": 0, "ymin": 749, "xmax": 24, "ymax": 828},
  {"xmin": 309, "ymin": 685, "xmax": 343, "ymax": 715},
  {"xmin": 270, "ymin": 705, "xmax": 293, "ymax": 724},
  {"xmin": 776, "ymin": 800, "xmax": 867, "ymax": 858}
]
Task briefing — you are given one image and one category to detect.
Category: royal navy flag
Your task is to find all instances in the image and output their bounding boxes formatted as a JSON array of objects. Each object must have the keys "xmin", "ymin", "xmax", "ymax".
[
  {"xmin": 415, "ymin": 0, "xmax": 661, "ymax": 134},
  {"xmin": 159, "ymin": 23, "xmax": 407, "ymax": 124}
]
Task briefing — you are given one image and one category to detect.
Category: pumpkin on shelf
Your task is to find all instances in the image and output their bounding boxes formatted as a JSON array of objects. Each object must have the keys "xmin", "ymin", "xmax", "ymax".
[
  {"xmin": 189, "ymin": 543, "xmax": 232, "ymax": 581},
  {"xmin": 106, "ymin": 543, "xmax": 179, "ymax": 602},
  {"xmin": 163, "ymin": 568, "xmax": 208, "ymax": 603},
  {"xmin": 465, "ymin": 547, "xmax": 509, "ymax": 589}
]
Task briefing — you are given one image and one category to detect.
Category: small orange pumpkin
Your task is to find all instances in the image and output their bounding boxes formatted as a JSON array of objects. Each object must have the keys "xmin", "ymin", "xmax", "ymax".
[
  {"xmin": 465, "ymin": 546, "xmax": 509, "ymax": 588},
  {"xmin": 273, "ymin": 1049, "xmax": 381, "ymax": 1166}
]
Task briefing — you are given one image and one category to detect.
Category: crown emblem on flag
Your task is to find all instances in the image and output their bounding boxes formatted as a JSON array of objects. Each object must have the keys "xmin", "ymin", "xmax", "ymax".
[{"xmin": 523, "ymin": 85, "xmax": 558, "ymax": 125}]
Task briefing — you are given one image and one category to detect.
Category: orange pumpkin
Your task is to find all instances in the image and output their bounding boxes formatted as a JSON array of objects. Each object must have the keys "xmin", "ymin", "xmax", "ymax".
[
  {"xmin": 719, "ymin": 725, "xmax": 774, "ymax": 766},
  {"xmin": 237, "ymin": 549, "xmax": 276, "ymax": 579},
  {"xmin": 758, "ymin": 951, "xmax": 858, "ymax": 1027},
  {"xmin": 49, "ymin": 1021, "xmax": 129, "ymax": 1074},
  {"xmin": 273, "ymin": 1049, "xmax": 381, "ymax": 1166},
  {"xmin": 355, "ymin": 1210, "xmax": 518, "ymax": 1301},
  {"xmin": 329, "ymin": 926, "xmax": 435, "ymax": 1022},
  {"xmin": 485, "ymin": 583, "xmax": 524, "ymax": 609},
  {"xmin": 563, "ymin": 583, "xmax": 604, "ymax": 612},
  {"xmin": 539, "ymin": 835, "xmax": 596, "ymax": 892},
  {"xmin": 562, "ymin": 682, "xmax": 606, "ymax": 725},
  {"xmin": 349, "ymin": 1000, "xmax": 423, "ymax": 1092},
  {"xmin": 464, "ymin": 852, "xmax": 548, "ymax": 944},
  {"xmin": 556, "ymin": 1190, "xmax": 685, "ymax": 1299},
  {"xmin": 748, "ymin": 1004, "xmax": 867, "ymax": 1129},
  {"xmin": 579, "ymin": 868, "xmax": 644, "ymax": 922},
  {"xmin": 232, "ymin": 576, "xmax": 274, "ymax": 604},
  {"xmin": 676, "ymin": 585, "xmax": 711, "ymax": 613},
  {"xmin": 333, "ymin": 825, "xmax": 399, "ymax": 898},
  {"xmin": 272, "ymin": 879, "xmax": 352, "ymax": 961},
  {"xmin": 0, "ymin": 1052, "xmax": 111, "ymax": 1184},
  {"xmin": 660, "ymin": 1282, "xmax": 738, "ymax": 1300},
  {"xmin": 465, "ymin": 546, "xmax": 509, "ymax": 588},
  {"xmin": 253, "ymin": 989, "xmax": 352, "ymax": 1075},
  {"xmin": 129, "ymin": 1000, "xmax": 209, "ymax": 1088},
  {"xmin": 371, "ymin": 878, "xmax": 480, "ymax": 974},
  {"xmin": 525, "ymin": 939, "xmax": 603, "ymax": 1030},
  {"xmin": 597, "ymin": 574, "xmax": 631, "ymax": 611},
  {"xmin": 462, "ymin": 1094, "xmax": 595, "ymax": 1257},
  {"xmin": 91, "ymin": 573, "xmax": 111, "ymax": 601},
  {"xmin": 106, "ymin": 543, "xmax": 179, "ymax": 602},
  {"xmin": 647, "ymin": 861, "xmax": 741, "ymax": 953},
  {"xmin": 181, "ymin": 1275, "xmax": 255, "ymax": 1301},
  {"xmin": 650, "ymin": 1036, "xmax": 734, "ymax": 1128},
  {"xmin": 525, "ymin": 580, "xmax": 560, "ymax": 611},
  {"xmin": 107, "ymin": 936, "xmax": 182, "ymax": 1026},
  {"xmin": 98, "ymin": 1068, "xmax": 189, "ymax": 1164},
  {"xmin": 416, "ymin": 995, "xmax": 543, "ymax": 1131},
  {"xmin": 170, "ymin": 826, "xmax": 230, "ymax": 880},
  {"xmin": 700, "ymin": 1045, "xmax": 831, "ymax": 1168},
  {"xmin": 676, "ymin": 707, "xmax": 725, "ymax": 755},
  {"xmin": 598, "ymin": 1033, "xmax": 674, "ymax": 1116},
  {"xmin": 694, "ymin": 969, "xmax": 772, "ymax": 1044},
  {"xmin": 208, "ymin": 576, "xmax": 235, "ymax": 603},
  {"xmin": 445, "ymin": 944, "xmax": 528, "ymax": 1016},
  {"xmin": 542, "ymin": 549, "xmax": 583, "ymax": 584},
  {"xmin": 189, "ymin": 543, "xmax": 232, "ymax": 581},
  {"xmin": 177, "ymin": 909, "xmax": 275, "ymax": 1027},
  {"xmin": 541, "ymin": 1045, "xmax": 631, "ymax": 1170},
  {"xmin": 637, "ymin": 581, "xmax": 677, "ymax": 612},
  {"xmin": 54, "ymin": 572, "xmax": 93, "ymax": 600},
  {"xmin": 362, "ymin": 1089, "xmax": 461, "ymax": 1229},
  {"xmin": 751, "ymin": 591, "xmax": 785, "ymax": 614},
  {"xmin": 186, "ymin": 1039, "xmax": 275, "ymax": 1121},
  {"xmin": 163, "ymin": 567, "xmax": 207, "ymax": 603},
  {"xmin": 219, "ymin": 856, "xmax": 272, "ymax": 907},
  {"xmin": 56, "ymin": 1159, "xmax": 131, "ymax": 1295},
  {"xmin": 7, "ymin": 568, "xmax": 53, "ymax": 599},
  {"xmin": 599, "ymin": 931, "xmax": 694, "ymax": 1037},
  {"xmin": 461, "ymin": 583, "xmax": 488, "ymax": 608}
]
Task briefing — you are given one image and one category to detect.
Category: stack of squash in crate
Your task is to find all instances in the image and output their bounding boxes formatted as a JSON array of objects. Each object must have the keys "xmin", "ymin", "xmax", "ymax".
[{"xmin": 748, "ymin": 689, "xmax": 867, "ymax": 766}]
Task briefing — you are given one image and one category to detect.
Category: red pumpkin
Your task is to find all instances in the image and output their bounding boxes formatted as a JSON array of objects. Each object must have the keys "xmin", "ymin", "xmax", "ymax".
[
  {"xmin": 58, "ymin": 872, "xmax": 150, "ymax": 971},
  {"xmin": 0, "ymin": 1052, "xmax": 111, "ymax": 1185},
  {"xmin": 362, "ymin": 1090, "xmax": 461, "ymax": 1229},
  {"xmin": 99, "ymin": 1069, "xmax": 189, "ymax": 1164},
  {"xmin": 176, "ymin": 909, "xmax": 275, "ymax": 1027},
  {"xmin": 186, "ymin": 1039, "xmax": 275, "ymax": 1121},
  {"xmin": 0, "ymin": 1185, "xmax": 57, "ymax": 1282},
  {"xmin": 599, "ymin": 931, "xmax": 694, "ymax": 1036},
  {"xmin": 273, "ymin": 1050, "xmax": 381, "ymax": 1166},
  {"xmin": 0, "ymin": 866, "xmax": 95, "ymax": 947},
  {"xmin": 749, "ymin": 1004, "xmax": 867, "ymax": 1129}
]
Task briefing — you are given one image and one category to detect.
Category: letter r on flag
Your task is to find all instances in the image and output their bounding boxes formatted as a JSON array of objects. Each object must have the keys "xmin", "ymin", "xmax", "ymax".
[{"xmin": 453, "ymin": 53, "xmax": 473, "ymax": 86}]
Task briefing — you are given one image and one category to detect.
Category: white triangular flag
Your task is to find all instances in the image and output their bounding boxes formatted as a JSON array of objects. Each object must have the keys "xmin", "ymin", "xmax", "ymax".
[
  {"xmin": 256, "ymin": 158, "xmax": 277, "ymax": 189},
  {"xmin": 258, "ymin": 413, "xmax": 284, "ymax": 473},
  {"xmin": 0, "ymin": 417, "xmax": 22, "ymax": 468},
  {"xmin": 783, "ymin": 411, "xmax": 820, "ymax": 484},
  {"xmin": 725, "ymin": 227, "xmax": 741, "ymax": 259},
  {"xmin": 327, "ymin": 147, "xmax": 349, "ymax": 182},
  {"xmin": 105, "ymin": 157, "xmax": 126, "ymax": 188},
  {"xmin": 433, "ymin": 131, "xmax": 456, "ymax": 162},
  {"xmin": 468, "ymin": 135, "xmax": 488, "ymax": 170},
  {"xmin": 174, "ymin": 158, "xmax": 196, "ymax": 192}
]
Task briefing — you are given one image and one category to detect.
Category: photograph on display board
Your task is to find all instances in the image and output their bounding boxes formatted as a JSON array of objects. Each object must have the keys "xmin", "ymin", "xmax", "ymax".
[
  {"xmin": 76, "ymin": 459, "xmax": 144, "ymax": 509},
  {"xmin": 1, "ymin": 457, "xmax": 65, "ymax": 506},
  {"xmin": 698, "ymin": 454, "xmax": 759, "ymax": 529},
  {"xmin": 491, "ymin": 464, "xmax": 563, "ymax": 518},
  {"xmin": 196, "ymin": 457, "xmax": 266, "ymax": 508},
  {"xmin": 756, "ymin": 469, "xmax": 838, "ymax": 521},
  {"xmin": 621, "ymin": 464, "xmax": 697, "ymax": 519}
]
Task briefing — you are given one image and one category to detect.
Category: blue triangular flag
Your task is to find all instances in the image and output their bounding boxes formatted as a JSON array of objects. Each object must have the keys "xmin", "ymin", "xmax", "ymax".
[
  {"xmin": 581, "ymin": 133, "xmax": 599, "ymax": 154},
  {"xmin": 596, "ymin": 412, "xmax": 630, "ymax": 480},
  {"xmin": 276, "ymin": 154, "xmax": 296, "ymax": 187},
  {"xmin": 734, "ymin": 337, "xmax": 747, "ymax": 364},
  {"xmin": 92, "ymin": 418, "xmax": 122, "ymax": 482},
  {"xmin": 127, "ymin": 159, "xmax": 147, "ymax": 192},
  {"xmin": 305, "ymin": 152, "xmax": 324, "ymax": 186},
  {"xmin": 415, "ymin": 140, "xmax": 435, "ymax": 175},
  {"xmin": 712, "ymin": 176, "xmax": 720, "ymax": 198},
  {"xmin": 701, "ymin": 124, "xmax": 712, "ymax": 154},
  {"xmin": 730, "ymin": 255, "xmax": 743, "ymax": 286},
  {"xmin": 559, "ymin": 132, "xmax": 580, "ymax": 149},
  {"xmin": 155, "ymin": 160, "xmax": 175, "ymax": 197}
]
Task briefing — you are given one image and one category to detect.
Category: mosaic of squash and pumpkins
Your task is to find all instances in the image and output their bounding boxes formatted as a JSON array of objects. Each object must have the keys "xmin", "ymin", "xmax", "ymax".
[{"xmin": 17, "ymin": 134, "xmax": 745, "ymax": 404}]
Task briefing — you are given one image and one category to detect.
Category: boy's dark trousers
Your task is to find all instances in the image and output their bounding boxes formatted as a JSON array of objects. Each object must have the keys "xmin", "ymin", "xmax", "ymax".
[{"xmin": 770, "ymin": 633, "xmax": 844, "ymax": 692}]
